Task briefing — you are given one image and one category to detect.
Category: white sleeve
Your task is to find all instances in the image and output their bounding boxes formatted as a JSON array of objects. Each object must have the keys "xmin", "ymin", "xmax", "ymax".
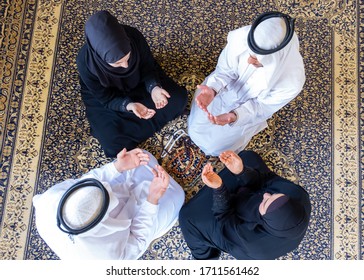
[
  {"xmin": 205, "ymin": 31, "xmax": 239, "ymax": 92},
  {"xmin": 233, "ymin": 86, "xmax": 301, "ymax": 127},
  {"xmin": 81, "ymin": 162, "xmax": 121, "ymax": 182},
  {"xmin": 121, "ymin": 200, "xmax": 158, "ymax": 259}
]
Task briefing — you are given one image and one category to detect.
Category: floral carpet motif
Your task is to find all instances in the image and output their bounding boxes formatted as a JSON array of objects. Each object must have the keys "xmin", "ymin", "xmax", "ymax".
[{"xmin": 0, "ymin": 0, "xmax": 363, "ymax": 260}]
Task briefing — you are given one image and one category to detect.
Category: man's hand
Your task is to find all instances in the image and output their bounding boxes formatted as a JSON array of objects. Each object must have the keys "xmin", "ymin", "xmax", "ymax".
[
  {"xmin": 219, "ymin": 150, "xmax": 244, "ymax": 175},
  {"xmin": 207, "ymin": 111, "xmax": 237, "ymax": 125},
  {"xmin": 147, "ymin": 165, "xmax": 170, "ymax": 204},
  {"xmin": 114, "ymin": 148, "xmax": 150, "ymax": 172},
  {"xmin": 127, "ymin": 102, "xmax": 156, "ymax": 119},
  {"xmin": 195, "ymin": 85, "xmax": 216, "ymax": 112},
  {"xmin": 201, "ymin": 163, "xmax": 222, "ymax": 189},
  {"xmin": 151, "ymin": 86, "xmax": 170, "ymax": 109}
]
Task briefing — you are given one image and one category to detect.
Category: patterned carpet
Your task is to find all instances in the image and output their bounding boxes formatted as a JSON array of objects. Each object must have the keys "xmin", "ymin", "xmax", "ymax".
[{"xmin": 0, "ymin": 0, "xmax": 363, "ymax": 260}]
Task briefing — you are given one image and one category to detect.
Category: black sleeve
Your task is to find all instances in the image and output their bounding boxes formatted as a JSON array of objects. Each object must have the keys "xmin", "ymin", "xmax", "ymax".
[
  {"xmin": 211, "ymin": 184, "xmax": 234, "ymax": 221},
  {"xmin": 235, "ymin": 166, "xmax": 275, "ymax": 192},
  {"xmin": 211, "ymin": 166, "xmax": 275, "ymax": 221},
  {"xmin": 126, "ymin": 26, "xmax": 161, "ymax": 94},
  {"xmin": 76, "ymin": 46, "xmax": 132, "ymax": 113}
]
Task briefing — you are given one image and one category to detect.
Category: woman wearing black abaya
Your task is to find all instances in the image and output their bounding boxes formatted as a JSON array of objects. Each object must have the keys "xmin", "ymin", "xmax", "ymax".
[
  {"xmin": 179, "ymin": 150, "xmax": 311, "ymax": 260},
  {"xmin": 76, "ymin": 11, "xmax": 188, "ymax": 157}
]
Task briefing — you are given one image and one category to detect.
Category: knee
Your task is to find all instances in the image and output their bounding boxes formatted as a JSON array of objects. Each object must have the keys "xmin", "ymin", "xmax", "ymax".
[
  {"xmin": 174, "ymin": 92, "xmax": 188, "ymax": 113},
  {"xmin": 178, "ymin": 205, "xmax": 190, "ymax": 228},
  {"xmin": 101, "ymin": 141, "xmax": 136, "ymax": 158},
  {"xmin": 238, "ymin": 150, "xmax": 260, "ymax": 159},
  {"xmin": 178, "ymin": 205, "xmax": 187, "ymax": 220},
  {"xmin": 102, "ymin": 146, "xmax": 120, "ymax": 158},
  {"xmin": 170, "ymin": 85, "xmax": 187, "ymax": 102}
]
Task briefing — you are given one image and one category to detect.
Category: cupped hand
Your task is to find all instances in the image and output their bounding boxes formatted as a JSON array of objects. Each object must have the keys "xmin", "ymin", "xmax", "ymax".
[
  {"xmin": 127, "ymin": 102, "xmax": 156, "ymax": 119},
  {"xmin": 207, "ymin": 112, "xmax": 237, "ymax": 126},
  {"xmin": 148, "ymin": 165, "xmax": 170, "ymax": 204},
  {"xmin": 201, "ymin": 162, "xmax": 222, "ymax": 189},
  {"xmin": 114, "ymin": 148, "xmax": 150, "ymax": 172},
  {"xmin": 219, "ymin": 150, "xmax": 243, "ymax": 175},
  {"xmin": 151, "ymin": 86, "xmax": 170, "ymax": 109},
  {"xmin": 195, "ymin": 85, "xmax": 215, "ymax": 112}
]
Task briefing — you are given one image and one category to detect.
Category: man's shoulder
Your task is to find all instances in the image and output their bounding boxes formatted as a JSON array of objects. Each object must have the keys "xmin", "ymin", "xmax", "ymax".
[
  {"xmin": 228, "ymin": 25, "xmax": 250, "ymax": 38},
  {"xmin": 225, "ymin": 25, "xmax": 251, "ymax": 48}
]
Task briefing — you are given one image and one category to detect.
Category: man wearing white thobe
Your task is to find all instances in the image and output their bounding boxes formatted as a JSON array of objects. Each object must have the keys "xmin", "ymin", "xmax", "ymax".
[
  {"xmin": 187, "ymin": 14, "xmax": 306, "ymax": 156},
  {"xmin": 33, "ymin": 148, "xmax": 185, "ymax": 260}
]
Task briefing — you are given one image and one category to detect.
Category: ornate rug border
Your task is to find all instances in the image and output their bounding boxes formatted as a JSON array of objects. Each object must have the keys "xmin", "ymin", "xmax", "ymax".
[
  {"xmin": 332, "ymin": 0, "xmax": 361, "ymax": 259},
  {"xmin": 0, "ymin": 0, "xmax": 362, "ymax": 260},
  {"xmin": 0, "ymin": 0, "xmax": 63, "ymax": 259}
]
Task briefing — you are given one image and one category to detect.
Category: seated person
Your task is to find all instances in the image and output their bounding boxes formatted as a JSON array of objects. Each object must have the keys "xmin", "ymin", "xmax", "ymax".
[
  {"xmin": 33, "ymin": 148, "xmax": 185, "ymax": 260},
  {"xmin": 77, "ymin": 10, "xmax": 188, "ymax": 157},
  {"xmin": 187, "ymin": 11, "xmax": 305, "ymax": 156},
  {"xmin": 179, "ymin": 150, "xmax": 311, "ymax": 259}
]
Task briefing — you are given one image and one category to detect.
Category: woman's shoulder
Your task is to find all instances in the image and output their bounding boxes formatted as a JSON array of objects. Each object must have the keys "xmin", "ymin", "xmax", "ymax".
[
  {"xmin": 122, "ymin": 24, "xmax": 145, "ymax": 40},
  {"xmin": 76, "ymin": 45, "xmax": 96, "ymax": 79},
  {"xmin": 122, "ymin": 24, "xmax": 151, "ymax": 52},
  {"xmin": 76, "ymin": 44, "xmax": 88, "ymax": 65}
]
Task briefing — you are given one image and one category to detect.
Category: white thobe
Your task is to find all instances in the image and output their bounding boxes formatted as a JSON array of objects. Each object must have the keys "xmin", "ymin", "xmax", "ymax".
[
  {"xmin": 187, "ymin": 26, "xmax": 306, "ymax": 156},
  {"xmin": 32, "ymin": 151, "xmax": 185, "ymax": 260}
]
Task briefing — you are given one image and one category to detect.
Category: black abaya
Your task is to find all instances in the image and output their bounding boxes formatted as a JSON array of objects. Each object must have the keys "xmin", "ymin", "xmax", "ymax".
[
  {"xmin": 76, "ymin": 11, "xmax": 187, "ymax": 157},
  {"xmin": 179, "ymin": 150, "xmax": 311, "ymax": 260}
]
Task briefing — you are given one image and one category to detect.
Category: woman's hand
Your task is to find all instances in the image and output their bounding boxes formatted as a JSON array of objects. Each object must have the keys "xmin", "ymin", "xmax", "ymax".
[
  {"xmin": 151, "ymin": 86, "xmax": 170, "ymax": 109},
  {"xmin": 127, "ymin": 102, "xmax": 156, "ymax": 119},
  {"xmin": 219, "ymin": 150, "xmax": 244, "ymax": 175},
  {"xmin": 201, "ymin": 163, "xmax": 222, "ymax": 189}
]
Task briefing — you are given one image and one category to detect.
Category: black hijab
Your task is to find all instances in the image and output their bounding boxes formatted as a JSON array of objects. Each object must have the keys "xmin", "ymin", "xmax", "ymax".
[
  {"xmin": 235, "ymin": 179, "xmax": 307, "ymax": 238},
  {"xmin": 84, "ymin": 10, "xmax": 140, "ymax": 90},
  {"xmin": 223, "ymin": 177, "xmax": 310, "ymax": 259},
  {"xmin": 262, "ymin": 195, "xmax": 306, "ymax": 237}
]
